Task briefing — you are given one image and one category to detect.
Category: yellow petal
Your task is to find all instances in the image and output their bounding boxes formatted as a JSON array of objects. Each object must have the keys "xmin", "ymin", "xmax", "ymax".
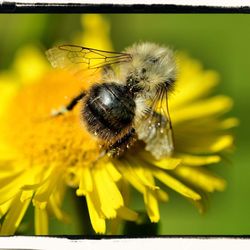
[
  {"xmin": 0, "ymin": 199, "xmax": 12, "ymax": 218},
  {"xmin": 33, "ymin": 201, "xmax": 47, "ymax": 210},
  {"xmin": 86, "ymin": 193, "xmax": 106, "ymax": 234},
  {"xmin": 189, "ymin": 196, "xmax": 208, "ymax": 214},
  {"xmin": 124, "ymin": 156, "xmax": 160, "ymax": 190},
  {"xmin": 219, "ymin": 118, "xmax": 239, "ymax": 129},
  {"xmin": 93, "ymin": 167, "xmax": 123, "ymax": 218},
  {"xmin": 174, "ymin": 165, "xmax": 226, "ymax": 192},
  {"xmin": 174, "ymin": 116, "xmax": 238, "ymax": 136},
  {"xmin": 0, "ymin": 83, "xmax": 19, "ymax": 159},
  {"xmin": 170, "ymin": 53, "xmax": 219, "ymax": 108},
  {"xmin": 155, "ymin": 189, "xmax": 169, "ymax": 202},
  {"xmin": 137, "ymin": 152, "xmax": 181, "ymax": 170},
  {"xmin": 210, "ymin": 135, "xmax": 234, "ymax": 152},
  {"xmin": 0, "ymin": 82, "xmax": 19, "ymax": 117},
  {"xmin": 34, "ymin": 167, "xmax": 63, "ymax": 203},
  {"xmin": 0, "ymin": 192, "xmax": 31, "ymax": 235},
  {"xmin": 175, "ymin": 134, "xmax": 234, "ymax": 154},
  {"xmin": 117, "ymin": 206, "xmax": 138, "ymax": 221},
  {"xmin": 35, "ymin": 207, "xmax": 49, "ymax": 235},
  {"xmin": 130, "ymin": 166, "xmax": 159, "ymax": 191},
  {"xmin": 153, "ymin": 169, "xmax": 201, "ymax": 200},
  {"xmin": 179, "ymin": 154, "xmax": 221, "ymax": 166},
  {"xmin": 78, "ymin": 14, "xmax": 113, "ymax": 51},
  {"xmin": 13, "ymin": 45, "xmax": 49, "ymax": 85},
  {"xmin": 20, "ymin": 164, "xmax": 55, "ymax": 191},
  {"xmin": 76, "ymin": 167, "xmax": 93, "ymax": 196},
  {"xmin": 21, "ymin": 180, "xmax": 46, "ymax": 191},
  {"xmin": 144, "ymin": 188, "xmax": 160, "ymax": 222},
  {"xmin": 142, "ymin": 171, "xmax": 160, "ymax": 222},
  {"xmin": 118, "ymin": 158, "xmax": 158, "ymax": 189},
  {"xmin": 20, "ymin": 190, "xmax": 34, "ymax": 202},
  {"xmin": 0, "ymin": 170, "xmax": 23, "ymax": 188},
  {"xmin": 0, "ymin": 173, "xmax": 28, "ymax": 205},
  {"xmin": 116, "ymin": 162, "xmax": 145, "ymax": 194},
  {"xmin": 48, "ymin": 195, "xmax": 68, "ymax": 222},
  {"xmin": 172, "ymin": 96, "xmax": 233, "ymax": 124},
  {"xmin": 106, "ymin": 162, "xmax": 122, "ymax": 182},
  {"xmin": 64, "ymin": 168, "xmax": 79, "ymax": 188},
  {"xmin": 118, "ymin": 178, "xmax": 130, "ymax": 204}
]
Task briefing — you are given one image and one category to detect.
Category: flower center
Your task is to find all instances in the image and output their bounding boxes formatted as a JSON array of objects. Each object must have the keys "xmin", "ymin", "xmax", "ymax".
[{"xmin": 1, "ymin": 70, "xmax": 100, "ymax": 168}]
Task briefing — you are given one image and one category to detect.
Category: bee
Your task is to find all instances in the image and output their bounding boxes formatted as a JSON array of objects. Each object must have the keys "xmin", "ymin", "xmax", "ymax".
[{"xmin": 46, "ymin": 42, "xmax": 176, "ymax": 160}]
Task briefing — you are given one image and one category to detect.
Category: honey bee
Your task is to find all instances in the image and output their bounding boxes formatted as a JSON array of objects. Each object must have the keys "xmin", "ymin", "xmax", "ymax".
[{"xmin": 46, "ymin": 42, "xmax": 176, "ymax": 160}]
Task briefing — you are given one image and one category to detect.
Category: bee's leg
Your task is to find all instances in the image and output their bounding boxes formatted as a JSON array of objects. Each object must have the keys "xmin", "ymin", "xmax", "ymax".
[
  {"xmin": 106, "ymin": 128, "xmax": 137, "ymax": 157},
  {"xmin": 51, "ymin": 91, "xmax": 86, "ymax": 117}
]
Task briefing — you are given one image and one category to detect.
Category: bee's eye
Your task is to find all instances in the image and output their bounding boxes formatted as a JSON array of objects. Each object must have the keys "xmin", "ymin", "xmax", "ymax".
[
  {"xmin": 149, "ymin": 57, "xmax": 159, "ymax": 64},
  {"xmin": 165, "ymin": 78, "xmax": 175, "ymax": 88}
]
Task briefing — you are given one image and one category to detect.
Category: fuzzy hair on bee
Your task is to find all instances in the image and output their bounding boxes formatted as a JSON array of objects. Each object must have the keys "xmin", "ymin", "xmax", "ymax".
[
  {"xmin": 46, "ymin": 42, "xmax": 177, "ymax": 159},
  {"xmin": 122, "ymin": 43, "xmax": 176, "ymax": 91}
]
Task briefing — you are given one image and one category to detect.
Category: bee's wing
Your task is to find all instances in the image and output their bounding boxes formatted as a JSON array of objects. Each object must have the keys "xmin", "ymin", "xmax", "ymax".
[
  {"xmin": 46, "ymin": 44, "xmax": 132, "ymax": 82},
  {"xmin": 135, "ymin": 88, "xmax": 174, "ymax": 160}
]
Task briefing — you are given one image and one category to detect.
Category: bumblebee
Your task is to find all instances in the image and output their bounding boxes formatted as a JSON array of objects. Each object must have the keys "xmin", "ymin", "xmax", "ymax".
[{"xmin": 46, "ymin": 42, "xmax": 176, "ymax": 159}]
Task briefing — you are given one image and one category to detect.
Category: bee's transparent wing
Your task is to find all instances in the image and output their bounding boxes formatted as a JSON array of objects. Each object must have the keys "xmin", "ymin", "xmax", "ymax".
[
  {"xmin": 46, "ymin": 44, "xmax": 132, "ymax": 84},
  {"xmin": 46, "ymin": 44, "xmax": 132, "ymax": 70},
  {"xmin": 135, "ymin": 88, "xmax": 174, "ymax": 160}
]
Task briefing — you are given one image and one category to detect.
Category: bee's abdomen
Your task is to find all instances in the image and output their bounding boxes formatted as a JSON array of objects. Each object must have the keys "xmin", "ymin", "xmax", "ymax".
[{"xmin": 82, "ymin": 83, "xmax": 135, "ymax": 140}]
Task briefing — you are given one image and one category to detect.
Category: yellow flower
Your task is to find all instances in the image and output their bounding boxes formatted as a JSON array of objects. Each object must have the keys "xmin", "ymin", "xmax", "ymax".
[{"xmin": 0, "ymin": 15, "xmax": 237, "ymax": 235}]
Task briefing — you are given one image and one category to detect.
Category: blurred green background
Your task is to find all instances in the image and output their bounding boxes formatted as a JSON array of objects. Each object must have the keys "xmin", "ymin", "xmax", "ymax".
[{"xmin": 0, "ymin": 14, "xmax": 249, "ymax": 235}]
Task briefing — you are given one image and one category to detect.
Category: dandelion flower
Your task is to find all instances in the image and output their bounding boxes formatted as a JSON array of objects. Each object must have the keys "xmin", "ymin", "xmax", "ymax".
[
  {"xmin": 0, "ymin": 16, "xmax": 237, "ymax": 235},
  {"xmin": 0, "ymin": 52, "xmax": 237, "ymax": 235}
]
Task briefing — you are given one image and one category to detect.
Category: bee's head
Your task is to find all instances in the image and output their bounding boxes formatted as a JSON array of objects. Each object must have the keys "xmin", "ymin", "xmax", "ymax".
[{"xmin": 123, "ymin": 42, "xmax": 176, "ymax": 96}]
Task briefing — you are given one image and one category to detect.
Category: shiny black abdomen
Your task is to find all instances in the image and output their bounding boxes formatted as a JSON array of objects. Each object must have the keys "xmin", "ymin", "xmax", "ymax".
[{"xmin": 82, "ymin": 83, "xmax": 136, "ymax": 141}]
